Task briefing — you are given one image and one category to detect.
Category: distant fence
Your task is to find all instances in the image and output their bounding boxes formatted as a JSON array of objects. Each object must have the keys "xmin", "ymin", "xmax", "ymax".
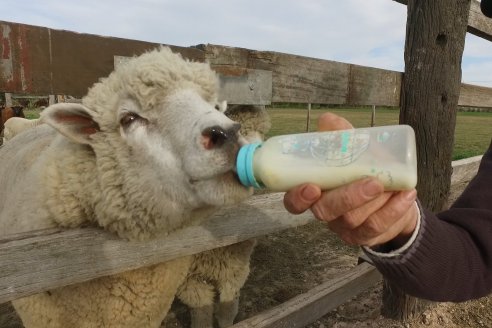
[
  {"xmin": 0, "ymin": 0, "xmax": 491, "ymax": 326},
  {"xmin": 2, "ymin": 16, "xmax": 492, "ymax": 108}
]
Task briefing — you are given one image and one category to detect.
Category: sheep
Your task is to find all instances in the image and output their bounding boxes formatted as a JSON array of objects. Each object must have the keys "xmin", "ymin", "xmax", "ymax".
[
  {"xmin": 0, "ymin": 105, "xmax": 25, "ymax": 124},
  {"xmin": 0, "ymin": 46, "xmax": 255, "ymax": 328},
  {"xmin": 3, "ymin": 117, "xmax": 44, "ymax": 141},
  {"xmin": 174, "ymin": 105, "xmax": 271, "ymax": 328},
  {"xmin": 1, "ymin": 105, "xmax": 25, "ymax": 145}
]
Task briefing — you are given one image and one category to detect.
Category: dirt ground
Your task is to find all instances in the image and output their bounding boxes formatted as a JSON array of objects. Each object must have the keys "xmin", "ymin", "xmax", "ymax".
[{"xmin": 163, "ymin": 219, "xmax": 492, "ymax": 328}]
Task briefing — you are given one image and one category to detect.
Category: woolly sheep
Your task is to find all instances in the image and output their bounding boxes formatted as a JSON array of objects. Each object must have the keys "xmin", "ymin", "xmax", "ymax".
[
  {"xmin": 3, "ymin": 117, "xmax": 44, "ymax": 141},
  {"xmin": 174, "ymin": 105, "xmax": 271, "ymax": 328},
  {"xmin": 0, "ymin": 47, "xmax": 255, "ymax": 328}
]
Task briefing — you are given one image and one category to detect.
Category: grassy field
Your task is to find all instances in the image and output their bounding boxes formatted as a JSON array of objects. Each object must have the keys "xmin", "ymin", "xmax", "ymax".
[
  {"xmin": 23, "ymin": 106, "xmax": 491, "ymax": 160},
  {"xmin": 266, "ymin": 107, "xmax": 492, "ymax": 160}
]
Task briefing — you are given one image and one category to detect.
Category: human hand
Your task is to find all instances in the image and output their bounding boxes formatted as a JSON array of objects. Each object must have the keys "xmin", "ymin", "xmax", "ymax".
[{"xmin": 283, "ymin": 113, "xmax": 418, "ymax": 248}]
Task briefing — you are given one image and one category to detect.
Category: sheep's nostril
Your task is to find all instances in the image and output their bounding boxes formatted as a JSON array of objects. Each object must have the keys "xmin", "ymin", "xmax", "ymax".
[{"xmin": 201, "ymin": 124, "xmax": 240, "ymax": 150}]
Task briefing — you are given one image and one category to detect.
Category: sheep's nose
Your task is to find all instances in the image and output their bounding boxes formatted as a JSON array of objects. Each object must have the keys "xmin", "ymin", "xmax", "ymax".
[{"xmin": 201, "ymin": 123, "xmax": 240, "ymax": 150}]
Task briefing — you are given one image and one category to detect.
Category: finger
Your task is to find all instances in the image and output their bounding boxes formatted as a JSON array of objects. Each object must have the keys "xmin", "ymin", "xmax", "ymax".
[
  {"xmin": 283, "ymin": 184, "xmax": 322, "ymax": 214},
  {"xmin": 326, "ymin": 191, "xmax": 393, "ymax": 233},
  {"xmin": 317, "ymin": 112, "xmax": 353, "ymax": 132},
  {"xmin": 310, "ymin": 178, "xmax": 384, "ymax": 222},
  {"xmin": 347, "ymin": 189, "xmax": 417, "ymax": 246}
]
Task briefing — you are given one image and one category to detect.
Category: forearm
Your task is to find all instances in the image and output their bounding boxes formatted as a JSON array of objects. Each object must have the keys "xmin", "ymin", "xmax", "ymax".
[
  {"xmin": 365, "ymin": 139, "xmax": 492, "ymax": 302},
  {"xmin": 366, "ymin": 206, "xmax": 492, "ymax": 302}
]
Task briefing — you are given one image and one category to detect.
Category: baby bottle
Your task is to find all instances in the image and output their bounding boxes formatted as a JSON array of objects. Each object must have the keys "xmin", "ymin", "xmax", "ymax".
[{"xmin": 236, "ymin": 125, "xmax": 417, "ymax": 191}]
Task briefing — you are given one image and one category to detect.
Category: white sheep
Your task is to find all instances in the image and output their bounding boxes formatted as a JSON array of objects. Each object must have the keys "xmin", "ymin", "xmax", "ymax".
[
  {"xmin": 174, "ymin": 104, "xmax": 271, "ymax": 328},
  {"xmin": 3, "ymin": 117, "xmax": 44, "ymax": 141},
  {"xmin": 0, "ymin": 47, "xmax": 256, "ymax": 328}
]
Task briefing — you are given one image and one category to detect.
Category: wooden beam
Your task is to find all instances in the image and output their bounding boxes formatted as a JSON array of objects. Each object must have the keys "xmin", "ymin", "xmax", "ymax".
[
  {"xmin": 459, "ymin": 83, "xmax": 492, "ymax": 108},
  {"xmin": 393, "ymin": 0, "xmax": 492, "ymax": 42},
  {"xmin": 232, "ymin": 263, "xmax": 381, "ymax": 328},
  {"xmin": 201, "ymin": 44, "xmax": 402, "ymax": 106},
  {"xmin": 0, "ymin": 193, "xmax": 315, "ymax": 304},
  {"xmin": 451, "ymin": 155, "xmax": 482, "ymax": 184},
  {"xmin": 467, "ymin": 0, "xmax": 492, "ymax": 42},
  {"xmin": 4, "ymin": 93, "xmax": 12, "ymax": 107}
]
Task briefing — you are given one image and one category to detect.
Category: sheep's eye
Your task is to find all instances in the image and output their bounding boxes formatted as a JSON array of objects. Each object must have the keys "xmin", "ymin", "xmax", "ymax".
[{"xmin": 120, "ymin": 112, "xmax": 142, "ymax": 128}]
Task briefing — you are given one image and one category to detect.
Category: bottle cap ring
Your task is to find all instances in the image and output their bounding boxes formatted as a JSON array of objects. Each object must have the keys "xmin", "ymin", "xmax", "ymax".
[{"xmin": 236, "ymin": 143, "xmax": 262, "ymax": 188}]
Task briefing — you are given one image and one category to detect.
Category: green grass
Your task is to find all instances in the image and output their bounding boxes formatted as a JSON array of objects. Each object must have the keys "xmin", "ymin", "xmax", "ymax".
[
  {"xmin": 266, "ymin": 107, "xmax": 492, "ymax": 160},
  {"xmin": 22, "ymin": 108, "xmax": 41, "ymax": 120},
  {"xmin": 21, "ymin": 106, "xmax": 491, "ymax": 160}
]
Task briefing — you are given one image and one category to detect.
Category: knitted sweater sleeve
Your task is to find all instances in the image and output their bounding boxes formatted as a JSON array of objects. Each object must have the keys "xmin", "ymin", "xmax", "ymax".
[{"xmin": 365, "ymin": 138, "xmax": 492, "ymax": 302}]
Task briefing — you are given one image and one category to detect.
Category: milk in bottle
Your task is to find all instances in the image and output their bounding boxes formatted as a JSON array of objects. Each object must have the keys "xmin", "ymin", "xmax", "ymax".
[{"xmin": 236, "ymin": 125, "xmax": 417, "ymax": 191}]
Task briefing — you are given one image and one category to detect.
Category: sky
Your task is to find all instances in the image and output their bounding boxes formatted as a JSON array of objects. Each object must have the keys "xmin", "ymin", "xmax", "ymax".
[{"xmin": 2, "ymin": 0, "xmax": 492, "ymax": 87}]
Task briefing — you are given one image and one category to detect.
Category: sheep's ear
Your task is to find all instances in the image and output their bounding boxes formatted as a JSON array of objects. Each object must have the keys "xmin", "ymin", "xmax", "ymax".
[
  {"xmin": 216, "ymin": 100, "xmax": 227, "ymax": 113},
  {"xmin": 41, "ymin": 103, "xmax": 100, "ymax": 145}
]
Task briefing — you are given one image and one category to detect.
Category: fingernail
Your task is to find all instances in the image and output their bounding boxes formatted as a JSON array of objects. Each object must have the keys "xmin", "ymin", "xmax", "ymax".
[
  {"xmin": 362, "ymin": 179, "xmax": 383, "ymax": 197},
  {"xmin": 301, "ymin": 185, "xmax": 320, "ymax": 202}
]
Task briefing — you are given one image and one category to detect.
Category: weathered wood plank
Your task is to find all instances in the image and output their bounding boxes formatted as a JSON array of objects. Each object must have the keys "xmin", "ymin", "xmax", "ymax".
[
  {"xmin": 0, "ymin": 193, "xmax": 315, "ymax": 304},
  {"xmin": 348, "ymin": 65, "xmax": 401, "ymax": 106},
  {"xmin": 467, "ymin": 0, "xmax": 492, "ymax": 42},
  {"xmin": 202, "ymin": 44, "xmax": 492, "ymax": 108},
  {"xmin": 232, "ymin": 262, "xmax": 381, "ymax": 328},
  {"xmin": 451, "ymin": 155, "xmax": 482, "ymax": 184},
  {"xmin": 201, "ymin": 44, "xmax": 350, "ymax": 105},
  {"xmin": 458, "ymin": 83, "xmax": 492, "ymax": 108},
  {"xmin": 201, "ymin": 44, "xmax": 402, "ymax": 106},
  {"xmin": 3, "ymin": 21, "xmax": 492, "ymax": 108}
]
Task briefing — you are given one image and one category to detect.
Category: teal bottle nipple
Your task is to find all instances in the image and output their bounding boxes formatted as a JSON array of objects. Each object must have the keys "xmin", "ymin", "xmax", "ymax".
[{"xmin": 236, "ymin": 142, "xmax": 263, "ymax": 188}]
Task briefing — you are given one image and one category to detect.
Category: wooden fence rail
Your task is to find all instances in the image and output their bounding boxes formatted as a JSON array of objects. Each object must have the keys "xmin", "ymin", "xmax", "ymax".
[{"xmin": 0, "ymin": 156, "xmax": 483, "ymax": 326}]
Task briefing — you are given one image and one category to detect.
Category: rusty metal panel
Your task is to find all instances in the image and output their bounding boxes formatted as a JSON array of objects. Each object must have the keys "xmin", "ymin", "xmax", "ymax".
[
  {"xmin": 0, "ymin": 20, "xmax": 205, "ymax": 97},
  {"xmin": 1, "ymin": 22, "xmax": 51, "ymax": 95}
]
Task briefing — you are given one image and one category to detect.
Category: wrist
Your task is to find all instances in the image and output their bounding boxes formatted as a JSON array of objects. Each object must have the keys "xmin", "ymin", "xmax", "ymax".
[
  {"xmin": 364, "ymin": 201, "xmax": 421, "ymax": 258},
  {"xmin": 390, "ymin": 206, "xmax": 419, "ymax": 248}
]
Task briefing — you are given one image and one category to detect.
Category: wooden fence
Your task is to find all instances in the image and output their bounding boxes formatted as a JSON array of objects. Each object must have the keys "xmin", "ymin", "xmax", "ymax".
[{"xmin": 1, "ymin": 0, "xmax": 491, "ymax": 326}]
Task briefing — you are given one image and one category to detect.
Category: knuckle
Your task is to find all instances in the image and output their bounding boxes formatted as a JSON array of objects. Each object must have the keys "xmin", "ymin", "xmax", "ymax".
[
  {"xmin": 340, "ymin": 212, "xmax": 361, "ymax": 229},
  {"xmin": 363, "ymin": 218, "xmax": 384, "ymax": 237},
  {"xmin": 311, "ymin": 203, "xmax": 331, "ymax": 221},
  {"xmin": 283, "ymin": 195, "xmax": 304, "ymax": 214},
  {"xmin": 339, "ymin": 187, "xmax": 357, "ymax": 209},
  {"xmin": 340, "ymin": 232, "xmax": 357, "ymax": 246}
]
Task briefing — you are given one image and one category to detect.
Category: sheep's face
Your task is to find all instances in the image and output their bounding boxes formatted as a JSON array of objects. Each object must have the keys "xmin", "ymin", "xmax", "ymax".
[
  {"xmin": 40, "ymin": 89, "xmax": 252, "ymax": 213},
  {"xmin": 115, "ymin": 89, "xmax": 253, "ymax": 207}
]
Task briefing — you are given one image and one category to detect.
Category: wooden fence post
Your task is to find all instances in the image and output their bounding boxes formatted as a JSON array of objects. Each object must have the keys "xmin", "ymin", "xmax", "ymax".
[
  {"xmin": 383, "ymin": 0, "xmax": 472, "ymax": 321},
  {"xmin": 306, "ymin": 103, "xmax": 311, "ymax": 132},
  {"xmin": 5, "ymin": 93, "xmax": 12, "ymax": 107},
  {"xmin": 371, "ymin": 105, "xmax": 376, "ymax": 127}
]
